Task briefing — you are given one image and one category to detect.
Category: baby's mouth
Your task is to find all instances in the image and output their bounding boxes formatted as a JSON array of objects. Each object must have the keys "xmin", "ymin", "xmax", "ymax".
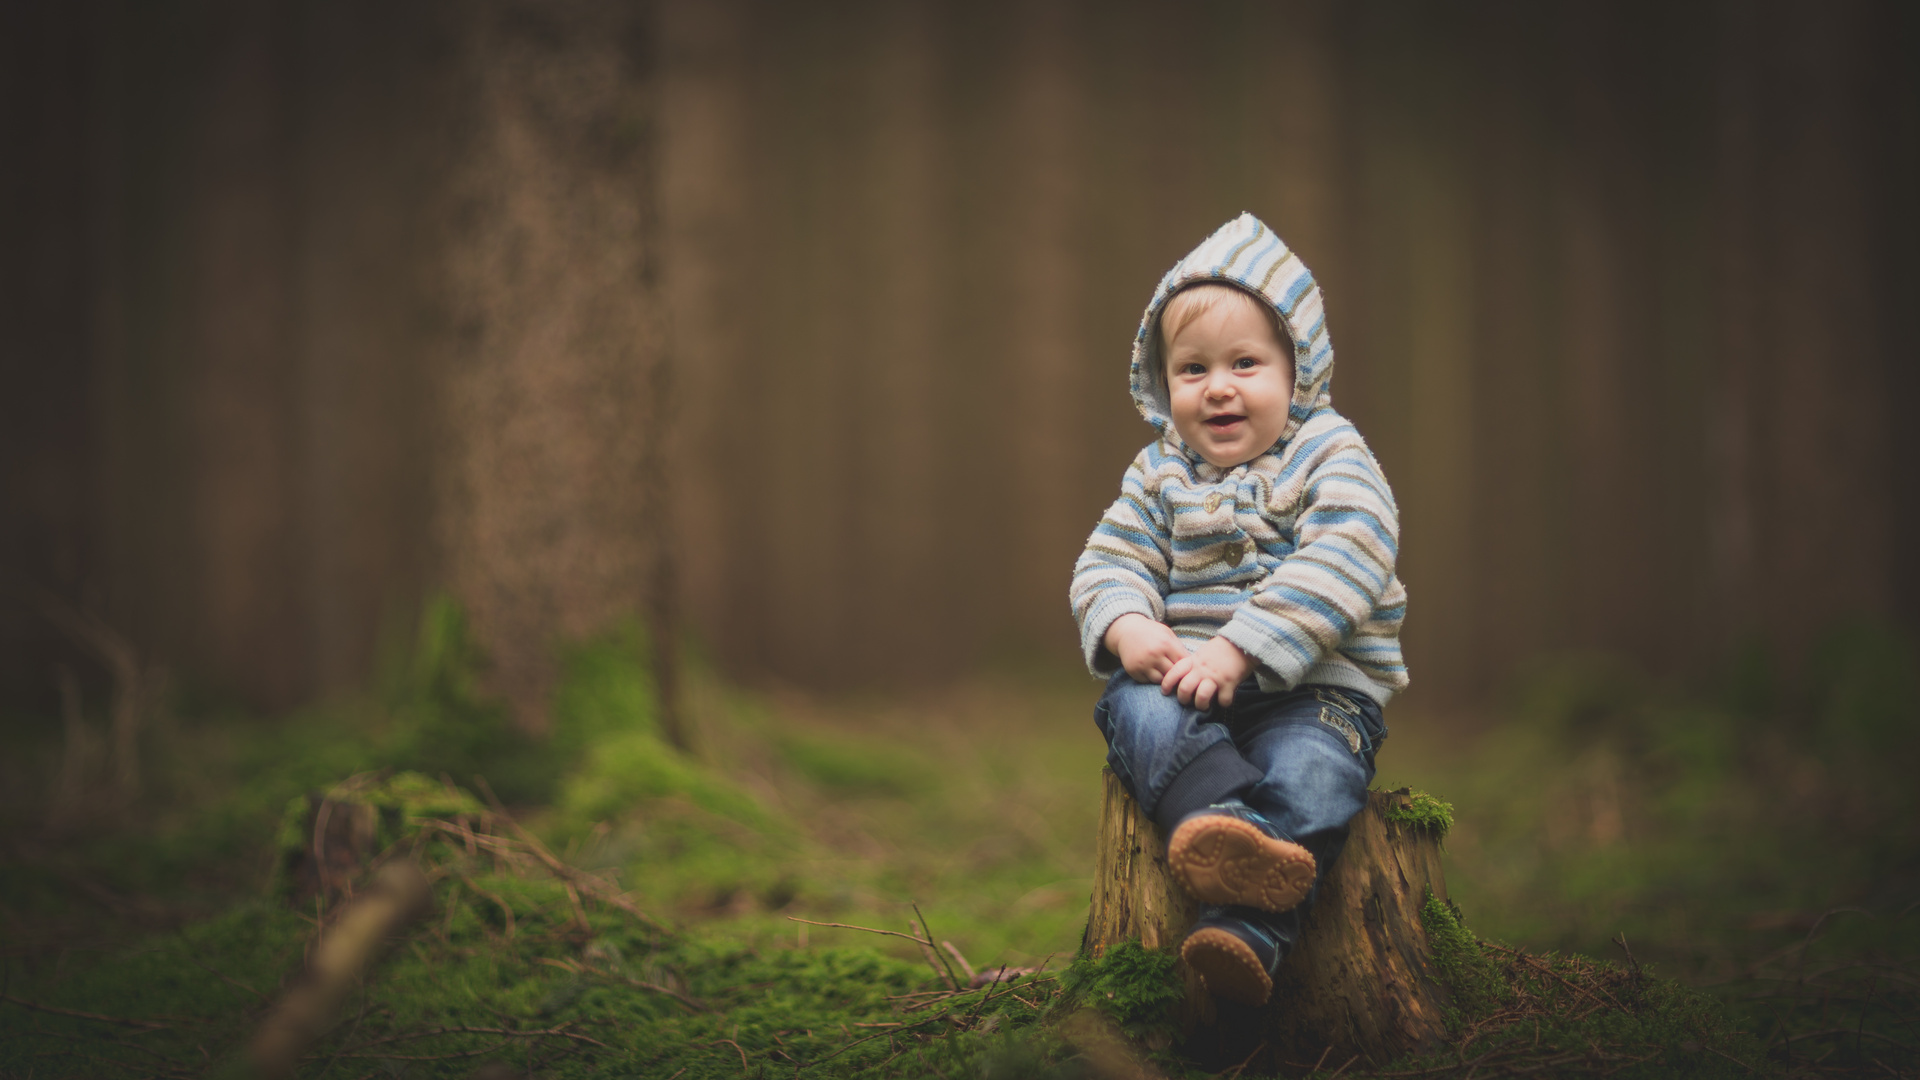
[{"xmin": 1204, "ymin": 414, "xmax": 1246, "ymax": 430}]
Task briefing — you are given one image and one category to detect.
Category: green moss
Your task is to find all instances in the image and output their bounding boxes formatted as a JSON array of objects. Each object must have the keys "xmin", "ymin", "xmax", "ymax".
[
  {"xmin": 549, "ymin": 620, "xmax": 659, "ymax": 753},
  {"xmin": 3, "ymin": 795, "xmax": 1081, "ymax": 1080},
  {"xmin": 778, "ymin": 733, "xmax": 935, "ymax": 797},
  {"xmin": 557, "ymin": 729, "xmax": 769, "ymax": 829},
  {"xmin": 1061, "ymin": 940, "xmax": 1185, "ymax": 1041},
  {"xmin": 1405, "ymin": 886, "xmax": 1770, "ymax": 1078},
  {"xmin": 1420, "ymin": 886, "xmax": 1501, "ymax": 1017},
  {"xmin": 271, "ymin": 769, "xmax": 483, "ymax": 857},
  {"xmin": 379, "ymin": 595, "xmax": 560, "ymax": 803},
  {"xmin": 1383, "ymin": 788, "xmax": 1455, "ymax": 840}
]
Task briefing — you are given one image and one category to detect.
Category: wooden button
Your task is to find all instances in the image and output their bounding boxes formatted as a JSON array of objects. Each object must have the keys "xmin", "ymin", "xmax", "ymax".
[{"xmin": 1204, "ymin": 492, "xmax": 1223, "ymax": 513}]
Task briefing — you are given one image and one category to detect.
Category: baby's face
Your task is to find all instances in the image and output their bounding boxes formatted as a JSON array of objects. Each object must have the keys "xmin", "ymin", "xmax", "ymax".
[{"xmin": 1162, "ymin": 298, "xmax": 1296, "ymax": 468}]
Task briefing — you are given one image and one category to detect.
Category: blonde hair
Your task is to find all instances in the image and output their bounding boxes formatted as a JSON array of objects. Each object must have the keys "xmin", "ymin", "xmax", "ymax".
[{"xmin": 1158, "ymin": 283, "xmax": 1289, "ymax": 358}]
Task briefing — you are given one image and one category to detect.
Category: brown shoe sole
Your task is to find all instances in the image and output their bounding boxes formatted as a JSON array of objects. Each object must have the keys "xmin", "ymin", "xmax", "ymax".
[
  {"xmin": 1182, "ymin": 926, "xmax": 1273, "ymax": 1006},
  {"xmin": 1167, "ymin": 815, "xmax": 1316, "ymax": 912}
]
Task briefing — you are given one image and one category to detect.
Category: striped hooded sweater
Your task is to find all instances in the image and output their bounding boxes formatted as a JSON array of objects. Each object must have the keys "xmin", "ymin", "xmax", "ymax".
[{"xmin": 1069, "ymin": 213, "xmax": 1409, "ymax": 703}]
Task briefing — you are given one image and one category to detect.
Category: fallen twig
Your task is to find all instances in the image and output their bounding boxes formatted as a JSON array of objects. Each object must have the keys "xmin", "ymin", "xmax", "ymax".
[
  {"xmin": 912, "ymin": 903, "xmax": 961, "ymax": 989},
  {"xmin": 538, "ymin": 957, "xmax": 708, "ymax": 1012},
  {"xmin": 1780, "ymin": 1028, "xmax": 1916, "ymax": 1053},
  {"xmin": 23, "ymin": 1047, "xmax": 196, "ymax": 1079},
  {"xmin": 185, "ymin": 955, "xmax": 271, "ymax": 1005},
  {"xmin": 248, "ymin": 861, "xmax": 433, "ymax": 1080},
  {"xmin": 470, "ymin": 776, "xmax": 667, "ymax": 932},
  {"xmin": 800, "ymin": 1001, "xmax": 970, "ymax": 1069},
  {"xmin": 330, "ymin": 1039, "xmax": 515, "ymax": 1062},
  {"xmin": 700, "ymin": 1037, "xmax": 751, "ymax": 1072},
  {"xmin": 0, "ymin": 993, "xmax": 177, "ymax": 1029},
  {"xmin": 1703, "ymin": 1044, "xmax": 1759, "ymax": 1074},
  {"xmin": 786, "ymin": 917, "xmax": 935, "ymax": 949},
  {"xmin": 455, "ymin": 870, "xmax": 516, "ymax": 940},
  {"xmin": 326, "ymin": 1024, "xmax": 609, "ymax": 1053},
  {"xmin": 1484, "ymin": 942, "xmax": 1625, "ymax": 1013},
  {"xmin": 1217, "ymin": 1039, "xmax": 1266, "ymax": 1080},
  {"xmin": 941, "ymin": 940, "xmax": 977, "ymax": 982}
]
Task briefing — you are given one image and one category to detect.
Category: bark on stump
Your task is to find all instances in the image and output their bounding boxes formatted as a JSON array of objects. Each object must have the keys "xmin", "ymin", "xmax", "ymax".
[{"xmin": 1083, "ymin": 768, "xmax": 1454, "ymax": 1068}]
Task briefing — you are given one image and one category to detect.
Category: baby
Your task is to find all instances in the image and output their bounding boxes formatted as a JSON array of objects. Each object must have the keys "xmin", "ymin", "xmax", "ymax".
[{"xmin": 1069, "ymin": 213, "xmax": 1408, "ymax": 1007}]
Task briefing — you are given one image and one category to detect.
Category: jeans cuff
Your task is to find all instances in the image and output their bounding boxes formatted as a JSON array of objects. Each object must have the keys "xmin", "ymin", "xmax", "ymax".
[{"xmin": 1151, "ymin": 741, "xmax": 1264, "ymax": 835}]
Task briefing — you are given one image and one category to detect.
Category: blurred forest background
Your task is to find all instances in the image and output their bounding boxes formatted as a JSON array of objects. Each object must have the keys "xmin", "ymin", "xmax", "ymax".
[
  {"xmin": 6, "ymin": 0, "xmax": 1916, "ymax": 721},
  {"xmin": 3, "ymin": 1, "xmax": 1920, "ymax": 1075}
]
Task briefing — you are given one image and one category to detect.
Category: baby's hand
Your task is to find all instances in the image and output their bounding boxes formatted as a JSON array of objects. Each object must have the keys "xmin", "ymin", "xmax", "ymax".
[
  {"xmin": 1104, "ymin": 614, "xmax": 1189, "ymax": 685},
  {"xmin": 1162, "ymin": 636, "xmax": 1253, "ymax": 711}
]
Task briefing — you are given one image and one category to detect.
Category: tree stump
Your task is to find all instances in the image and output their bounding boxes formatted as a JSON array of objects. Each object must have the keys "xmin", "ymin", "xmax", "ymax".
[{"xmin": 1083, "ymin": 769, "xmax": 1454, "ymax": 1068}]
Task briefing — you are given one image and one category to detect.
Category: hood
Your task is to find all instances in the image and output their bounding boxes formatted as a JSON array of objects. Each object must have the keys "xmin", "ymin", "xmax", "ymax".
[{"xmin": 1128, "ymin": 212, "xmax": 1335, "ymax": 455}]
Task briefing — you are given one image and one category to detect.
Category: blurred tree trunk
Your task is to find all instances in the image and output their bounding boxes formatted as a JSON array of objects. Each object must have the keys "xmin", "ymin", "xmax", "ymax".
[
  {"xmin": 632, "ymin": 0, "xmax": 686, "ymax": 751},
  {"xmin": 434, "ymin": 1, "xmax": 663, "ymax": 732}
]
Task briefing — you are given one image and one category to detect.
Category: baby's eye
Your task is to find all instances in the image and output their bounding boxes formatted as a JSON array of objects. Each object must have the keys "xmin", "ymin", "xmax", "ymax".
[
  {"xmin": 1181, "ymin": 362, "xmax": 1207, "ymax": 376},
  {"xmin": 1234, "ymin": 356, "xmax": 1259, "ymax": 370}
]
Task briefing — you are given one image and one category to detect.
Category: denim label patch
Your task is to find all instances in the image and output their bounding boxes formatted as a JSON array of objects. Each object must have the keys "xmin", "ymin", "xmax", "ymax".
[{"xmin": 1318, "ymin": 706, "xmax": 1363, "ymax": 754}]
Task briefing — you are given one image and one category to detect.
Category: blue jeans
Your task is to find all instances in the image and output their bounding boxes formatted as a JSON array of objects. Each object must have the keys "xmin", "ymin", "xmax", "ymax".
[{"xmin": 1093, "ymin": 672, "xmax": 1387, "ymax": 958}]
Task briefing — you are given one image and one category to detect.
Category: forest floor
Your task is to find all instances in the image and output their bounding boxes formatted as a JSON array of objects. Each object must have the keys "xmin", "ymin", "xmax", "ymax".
[{"xmin": 1, "ymin": 615, "xmax": 1916, "ymax": 1078}]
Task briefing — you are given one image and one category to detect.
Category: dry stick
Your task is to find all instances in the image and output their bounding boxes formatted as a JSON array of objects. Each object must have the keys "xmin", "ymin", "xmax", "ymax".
[
  {"xmin": 800, "ymin": 1002, "xmax": 967, "ymax": 1070},
  {"xmin": 471, "ymin": 777, "xmax": 667, "ymax": 932},
  {"xmin": 332, "ymin": 1039, "xmax": 515, "ymax": 1062},
  {"xmin": 1219, "ymin": 1039, "xmax": 1267, "ymax": 1080},
  {"xmin": 28, "ymin": 1047, "xmax": 195, "ymax": 1080},
  {"xmin": 960, "ymin": 953, "xmax": 1055, "ymax": 1029},
  {"xmin": 1858, "ymin": 975, "xmax": 1879, "ymax": 1059},
  {"xmin": 941, "ymin": 941, "xmax": 977, "ymax": 983},
  {"xmin": 786, "ymin": 917, "xmax": 937, "ymax": 949},
  {"xmin": 39, "ymin": 590, "xmax": 153, "ymax": 798},
  {"xmin": 572, "ymin": 962, "xmax": 709, "ymax": 1013},
  {"xmin": 1609, "ymin": 933, "xmax": 1642, "ymax": 986},
  {"xmin": 308, "ymin": 984, "xmax": 377, "ymax": 1080},
  {"xmin": 1703, "ymin": 1044, "xmax": 1760, "ymax": 1075},
  {"xmin": 456, "ymin": 871, "xmax": 515, "ymax": 941},
  {"xmin": 563, "ymin": 881, "xmax": 591, "ymax": 934},
  {"xmin": 912, "ymin": 903, "xmax": 963, "ymax": 990},
  {"xmin": 312, "ymin": 797, "xmax": 338, "ymax": 900},
  {"xmin": 439, "ymin": 880, "xmax": 463, "ymax": 941},
  {"xmin": 327, "ymin": 1025, "xmax": 608, "ymax": 1053},
  {"xmin": 910, "ymin": 921, "xmax": 957, "ymax": 991},
  {"xmin": 248, "ymin": 861, "xmax": 433, "ymax": 1080},
  {"xmin": 1483, "ymin": 942, "xmax": 1625, "ymax": 1013},
  {"xmin": 48, "ymin": 663, "xmax": 88, "ymax": 829},
  {"xmin": 11, "ymin": 1025, "xmax": 196, "ymax": 1068},
  {"xmin": 951, "ymin": 969, "xmax": 1058, "ymax": 1011},
  {"xmin": 0, "ymin": 993, "xmax": 174, "ymax": 1029},
  {"xmin": 702, "ymin": 1038, "xmax": 751, "ymax": 1072},
  {"xmin": 187, "ymin": 955, "xmax": 271, "ymax": 1005},
  {"xmin": 1780, "ymin": 1029, "xmax": 1917, "ymax": 1052}
]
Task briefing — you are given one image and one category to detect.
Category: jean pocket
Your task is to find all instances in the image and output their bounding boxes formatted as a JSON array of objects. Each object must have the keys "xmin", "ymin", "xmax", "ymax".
[{"xmin": 1310, "ymin": 687, "xmax": 1377, "ymax": 756}]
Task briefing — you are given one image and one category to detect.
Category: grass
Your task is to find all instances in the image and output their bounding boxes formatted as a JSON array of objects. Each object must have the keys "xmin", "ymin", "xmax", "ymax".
[{"xmin": 1, "ymin": 611, "xmax": 1916, "ymax": 1076}]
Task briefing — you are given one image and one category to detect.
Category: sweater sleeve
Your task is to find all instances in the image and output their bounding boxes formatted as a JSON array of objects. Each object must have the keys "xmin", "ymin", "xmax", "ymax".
[
  {"xmin": 1070, "ymin": 448, "xmax": 1172, "ymax": 676},
  {"xmin": 1215, "ymin": 434, "xmax": 1400, "ymax": 688}
]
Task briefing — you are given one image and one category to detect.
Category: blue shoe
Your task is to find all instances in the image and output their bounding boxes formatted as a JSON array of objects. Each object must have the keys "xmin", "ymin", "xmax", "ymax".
[
  {"xmin": 1167, "ymin": 803, "xmax": 1315, "ymax": 913},
  {"xmin": 1181, "ymin": 906, "xmax": 1283, "ymax": 1006}
]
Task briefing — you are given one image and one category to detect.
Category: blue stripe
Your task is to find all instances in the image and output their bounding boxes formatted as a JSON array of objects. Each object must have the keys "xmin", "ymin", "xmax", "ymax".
[
  {"xmin": 1280, "ymin": 271, "xmax": 1317, "ymax": 311},
  {"xmin": 1213, "ymin": 221, "xmax": 1269, "ymax": 276},
  {"xmin": 1231, "ymin": 231, "xmax": 1284, "ymax": 285}
]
